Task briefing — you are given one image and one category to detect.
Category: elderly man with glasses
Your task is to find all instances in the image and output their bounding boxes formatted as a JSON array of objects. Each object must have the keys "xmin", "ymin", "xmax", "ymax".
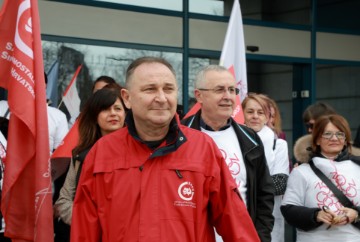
[{"xmin": 182, "ymin": 65, "xmax": 274, "ymax": 242}]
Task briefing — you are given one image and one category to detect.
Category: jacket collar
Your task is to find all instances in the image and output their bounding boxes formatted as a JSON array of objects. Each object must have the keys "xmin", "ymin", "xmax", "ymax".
[
  {"xmin": 199, "ymin": 116, "xmax": 232, "ymax": 131},
  {"xmin": 184, "ymin": 110, "xmax": 259, "ymax": 155},
  {"xmin": 313, "ymin": 147, "xmax": 351, "ymax": 162},
  {"xmin": 125, "ymin": 110, "xmax": 187, "ymax": 158}
]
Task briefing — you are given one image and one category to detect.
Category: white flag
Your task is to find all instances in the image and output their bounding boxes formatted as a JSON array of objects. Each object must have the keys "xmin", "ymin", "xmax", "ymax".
[
  {"xmin": 63, "ymin": 65, "xmax": 82, "ymax": 120},
  {"xmin": 217, "ymin": 0, "xmax": 247, "ymax": 124},
  {"xmin": 220, "ymin": 0, "xmax": 248, "ymax": 102}
]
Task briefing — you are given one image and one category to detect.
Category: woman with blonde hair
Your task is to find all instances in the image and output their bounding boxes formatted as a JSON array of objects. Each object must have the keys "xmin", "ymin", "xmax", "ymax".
[{"xmin": 242, "ymin": 93, "xmax": 290, "ymax": 242}]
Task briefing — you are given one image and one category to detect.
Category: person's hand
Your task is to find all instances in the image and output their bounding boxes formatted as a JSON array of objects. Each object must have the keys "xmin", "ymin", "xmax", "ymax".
[
  {"xmin": 317, "ymin": 206, "xmax": 357, "ymax": 229},
  {"xmin": 330, "ymin": 213, "xmax": 348, "ymax": 226},
  {"xmin": 339, "ymin": 207, "xmax": 359, "ymax": 224},
  {"xmin": 316, "ymin": 206, "xmax": 337, "ymax": 226}
]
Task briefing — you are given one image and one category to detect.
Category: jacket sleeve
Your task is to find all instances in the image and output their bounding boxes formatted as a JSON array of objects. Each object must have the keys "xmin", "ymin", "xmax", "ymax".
[
  {"xmin": 280, "ymin": 204, "xmax": 322, "ymax": 231},
  {"xmin": 54, "ymin": 158, "xmax": 78, "ymax": 225},
  {"xmin": 70, "ymin": 148, "xmax": 101, "ymax": 242},
  {"xmin": 272, "ymin": 139, "xmax": 289, "ymax": 195},
  {"xmin": 210, "ymin": 152, "xmax": 260, "ymax": 242},
  {"xmin": 253, "ymin": 136, "xmax": 275, "ymax": 242}
]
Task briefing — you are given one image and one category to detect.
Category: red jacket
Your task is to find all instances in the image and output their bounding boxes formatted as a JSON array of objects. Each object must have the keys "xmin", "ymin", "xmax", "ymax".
[{"xmin": 71, "ymin": 116, "xmax": 260, "ymax": 242}]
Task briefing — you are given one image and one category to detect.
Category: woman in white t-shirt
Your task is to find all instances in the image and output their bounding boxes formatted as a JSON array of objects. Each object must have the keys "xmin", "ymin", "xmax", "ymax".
[
  {"xmin": 242, "ymin": 93, "xmax": 290, "ymax": 242},
  {"xmin": 281, "ymin": 114, "xmax": 360, "ymax": 242}
]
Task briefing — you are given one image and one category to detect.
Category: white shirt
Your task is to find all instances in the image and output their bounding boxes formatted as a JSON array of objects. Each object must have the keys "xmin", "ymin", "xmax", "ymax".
[
  {"xmin": 47, "ymin": 106, "xmax": 68, "ymax": 153},
  {"xmin": 0, "ymin": 100, "xmax": 68, "ymax": 154},
  {"xmin": 202, "ymin": 126, "xmax": 247, "ymax": 206},
  {"xmin": 202, "ymin": 126, "xmax": 247, "ymax": 242},
  {"xmin": 0, "ymin": 100, "xmax": 10, "ymax": 119},
  {"xmin": 258, "ymin": 125, "xmax": 289, "ymax": 242}
]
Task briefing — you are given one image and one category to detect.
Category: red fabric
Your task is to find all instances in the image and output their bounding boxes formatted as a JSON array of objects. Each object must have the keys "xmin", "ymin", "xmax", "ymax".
[
  {"xmin": 0, "ymin": 0, "xmax": 53, "ymax": 241},
  {"xmin": 71, "ymin": 125, "xmax": 260, "ymax": 242},
  {"xmin": 183, "ymin": 102, "xmax": 200, "ymax": 120},
  {"xmin": 51, "ymin": 120, "xmax": 79, "ymax": 159}
]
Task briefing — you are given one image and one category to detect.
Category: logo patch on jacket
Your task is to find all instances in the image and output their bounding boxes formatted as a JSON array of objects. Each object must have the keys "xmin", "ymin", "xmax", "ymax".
[{"xmin": 174, "ymin": 181, "xmax": 196, "ymax": 208}]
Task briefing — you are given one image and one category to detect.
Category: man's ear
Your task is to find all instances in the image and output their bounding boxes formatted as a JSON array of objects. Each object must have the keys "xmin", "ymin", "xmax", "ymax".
[
  {"xmin": 194, "ymin": 89, "xmax": 203, "ymax": 104},
  {"xmin": 121, "ymin": 89, "xmax": 131, "ymax": 109}
]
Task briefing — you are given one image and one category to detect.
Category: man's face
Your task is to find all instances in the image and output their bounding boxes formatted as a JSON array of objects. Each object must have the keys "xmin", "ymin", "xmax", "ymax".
[
  {"xmin": 121, "ymin": 62, "xmax": 178, "ymax": 129},
  {"xmin": 195, "ymin": 70, "xmax": 237, "ymax": 123}
]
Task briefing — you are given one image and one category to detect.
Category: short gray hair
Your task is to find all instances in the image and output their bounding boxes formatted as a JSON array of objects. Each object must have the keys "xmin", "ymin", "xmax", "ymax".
[
  {"xmin": 195, "ymin": 65, "xmax": 229, "ymax": 88},
  {"xmin": 125, "ymin": 56, "xmax": 176, "ymax": 88}
]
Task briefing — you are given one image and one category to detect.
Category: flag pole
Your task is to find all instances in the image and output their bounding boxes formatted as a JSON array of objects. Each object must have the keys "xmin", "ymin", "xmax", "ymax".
[{"xmin": 57, "ymin": 99, "xmax": 64, "ymax": 109}]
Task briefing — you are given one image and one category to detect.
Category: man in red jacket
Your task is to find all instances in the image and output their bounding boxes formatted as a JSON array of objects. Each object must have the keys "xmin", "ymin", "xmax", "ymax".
[{"xmin": 71, "ymin": 56, "xmax": 260, "ymax": 242}]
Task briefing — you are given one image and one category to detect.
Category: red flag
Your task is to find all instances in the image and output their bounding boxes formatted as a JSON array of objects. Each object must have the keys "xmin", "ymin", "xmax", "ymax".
[
  {"xmin": 0, "ymin": 0, "xmax": 53, "ymax": 241},
  {"xmin": 51, "ymin": 120, "xmax": 79, "ymax": 159},
  {"xmin": 184, "ymin": 0, "xmax": 246, "ymax": 124},
  {"xmin": 62, "ymin": 65, "xmax": 82, "ymax": 120}
]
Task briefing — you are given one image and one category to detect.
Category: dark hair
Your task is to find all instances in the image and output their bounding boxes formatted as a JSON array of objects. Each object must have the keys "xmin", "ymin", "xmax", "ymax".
[
  {"xmin": 73, "ymin": 88, "xmax": 125, "ymax": 156},
  {"xmin": 303, "ymin": 102, "xmax": 336, "ymax": 124},
  {"xmin": 125, "ymin": 57, "xmax": 176, "ymax": 88},
  {"xmin": 44, "ymin": 72, "xmax": 48, "ymax": 84},
  {"xmin": 102, "ymin": 83, "xmax": 128, "ymax": 113},
  {"xmin": 92, "ymin": 76, "xmax": 116, "ymax": 92},
  {"xmin": 0, "ymin": 117, "xmax": 9, "ymax": 139},
  {"xmin": 311, "ymin": 114, "xmax": 352, "ymax": 154}
]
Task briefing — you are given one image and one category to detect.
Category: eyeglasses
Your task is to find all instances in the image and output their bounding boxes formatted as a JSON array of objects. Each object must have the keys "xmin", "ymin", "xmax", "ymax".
[
  {"xmin": 198, "ymin": 87, "xmax": 240, "ymax": 95},
  {"xmin": 322, "ymin": 131, "xmax": 346, "ymax": 140}
]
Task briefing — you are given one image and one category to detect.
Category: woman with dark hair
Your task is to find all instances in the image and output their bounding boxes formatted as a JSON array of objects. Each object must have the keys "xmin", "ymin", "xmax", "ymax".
[
  {"xmin": 92, "ymin": 75, "xmax": 116, "ymax": 93},
  {"xmin": 54, "ymin": 87, "xmax": 127, "ymax": 241},
  {"xmin": 281, "ymin": 114, "xmax": 360, "ymax": 241}
]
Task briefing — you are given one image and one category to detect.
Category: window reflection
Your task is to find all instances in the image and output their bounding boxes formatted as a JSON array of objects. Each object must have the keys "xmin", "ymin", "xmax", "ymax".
[
  {"xmin": 42, "ymin": 40, "xmax": 182, "ymax": 109},
  {"xmin": 95, "ymin": 0, "xmax": 182, "ymax": 11},
  {"xmin": 189, "ymin": 1, "xmax": 223, "ymax": 16},
  {"xmin": 95, "ymin": 0, "xmax": 225, "ymax": 16}
]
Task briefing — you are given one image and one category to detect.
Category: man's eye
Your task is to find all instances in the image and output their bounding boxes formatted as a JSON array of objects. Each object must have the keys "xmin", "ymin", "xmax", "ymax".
[{"xmin": 214, "ymin": 88, "xmax": 224, "ymax": 93}]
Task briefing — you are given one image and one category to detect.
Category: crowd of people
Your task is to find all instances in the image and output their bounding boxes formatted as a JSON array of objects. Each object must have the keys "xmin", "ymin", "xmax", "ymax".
[{"xmin": 0, "ymin": 56, "xmax": 360, "ymax": 242}]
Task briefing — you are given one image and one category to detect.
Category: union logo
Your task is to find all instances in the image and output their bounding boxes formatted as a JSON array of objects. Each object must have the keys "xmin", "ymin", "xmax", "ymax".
[
  {"xmin": 178, "ymin": 181, "xmax": 194, "ymax": 201},
  {"xmin": 15, "ymin": 0, "xmax": 34, "ymax": 59}
]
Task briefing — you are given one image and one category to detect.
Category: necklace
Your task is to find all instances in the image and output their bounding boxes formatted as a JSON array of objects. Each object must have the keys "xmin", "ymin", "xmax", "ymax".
[{"xmin": 320, "ymin": 152, "xmax": 339, "ymax": 160}]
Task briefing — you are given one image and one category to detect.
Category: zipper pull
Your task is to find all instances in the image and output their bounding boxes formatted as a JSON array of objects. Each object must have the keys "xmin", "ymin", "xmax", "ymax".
[{"xmin": 175, "ymin": 169, "xmax": 183, "ymax": 179}]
